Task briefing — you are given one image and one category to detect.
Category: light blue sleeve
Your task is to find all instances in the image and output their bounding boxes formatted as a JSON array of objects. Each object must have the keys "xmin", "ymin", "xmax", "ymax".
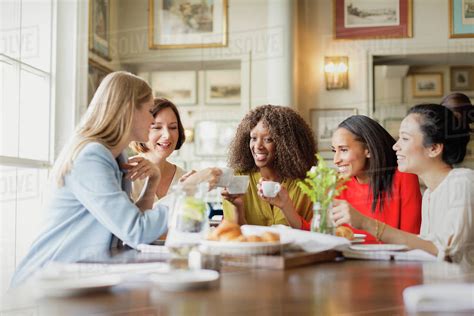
[{"xmin": 66, "ymin": 145, "xmax": 168, "ymax": 248}]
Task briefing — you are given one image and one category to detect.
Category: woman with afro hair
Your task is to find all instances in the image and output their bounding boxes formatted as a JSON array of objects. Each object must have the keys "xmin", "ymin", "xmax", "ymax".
[{"xmin": 222, "ymin": 105, "xmax": 317, "ymax": 228}]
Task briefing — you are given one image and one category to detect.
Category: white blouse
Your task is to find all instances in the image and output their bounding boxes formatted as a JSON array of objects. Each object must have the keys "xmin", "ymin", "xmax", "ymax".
[
  {"xmin": 419, "ymin": 168, "xmax": 474, "ymax": 263},
  {"xmin": 131, "ymin": 164, "xmax": 187, "ymax": 210}
]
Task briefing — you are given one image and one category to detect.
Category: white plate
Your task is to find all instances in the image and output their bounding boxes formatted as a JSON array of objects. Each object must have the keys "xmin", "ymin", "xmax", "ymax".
[
  {"xmin": 36, "ymin": 274, "xmax": 122, "ymax": 297},
  {"xmin": 150, "ymin": 269, "xmax": 219, "ymax": 292},
  {"xmin": 351, "ymin": 238, "xmax": 365, "ymax": 244},
  {"xmin": 349, "ymin": 244, "xmax": 408, "ymax": 252},
  {"xmin": 354, "ymin": 233, "xmax": 367, "ymax": 239},
  {"xmin": 200, "ymin": 240, "xmax": 292, "ymax": 255}
]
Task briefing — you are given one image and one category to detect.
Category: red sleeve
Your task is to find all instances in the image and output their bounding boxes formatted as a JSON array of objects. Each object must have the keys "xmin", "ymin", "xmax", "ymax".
[
  {"xmin": 397, "ymin": 172, "xmax": 422, "ymax": 234},
  {"xmin": 300, "ymin": 217, "xmax": 311, "ymax": 231}
]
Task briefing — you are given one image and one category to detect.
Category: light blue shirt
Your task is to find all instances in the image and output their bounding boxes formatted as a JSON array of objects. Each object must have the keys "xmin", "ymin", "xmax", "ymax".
[{"xmin": 11, "ymin": 142, "xmax": 168, "ymax": 286}]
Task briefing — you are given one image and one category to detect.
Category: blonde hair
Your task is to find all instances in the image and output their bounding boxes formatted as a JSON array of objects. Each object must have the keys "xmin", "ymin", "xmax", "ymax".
[{"xmin": 53, "ymin": 71, "xmax": 152, "ymax": 186}]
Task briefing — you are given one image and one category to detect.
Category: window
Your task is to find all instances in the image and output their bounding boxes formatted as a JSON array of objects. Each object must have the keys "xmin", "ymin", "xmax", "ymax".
[{"xmin": 0, "ymin": 0, "xmax": 54, "ymax": 294}]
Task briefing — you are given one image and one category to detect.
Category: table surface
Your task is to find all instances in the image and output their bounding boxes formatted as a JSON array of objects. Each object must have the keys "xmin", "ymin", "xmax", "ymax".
[{"xmin": 2, "ymin": 250, "xmax": 473, "ymax": 316}]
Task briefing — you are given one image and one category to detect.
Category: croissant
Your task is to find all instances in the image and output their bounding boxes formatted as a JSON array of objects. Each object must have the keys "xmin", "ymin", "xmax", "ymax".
[{"xmin": 335, "ymin": 226, "xmax": 354, "ymax": 240}]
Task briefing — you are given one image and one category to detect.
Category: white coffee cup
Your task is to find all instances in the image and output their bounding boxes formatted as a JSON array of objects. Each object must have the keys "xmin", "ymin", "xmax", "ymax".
[
  {"xmin": 227, "ymin": 175, "xmax": 250, "ymax": 194},
  {"xmin": 261, "ymin": 181, "xmax": 281, "ymax": 198},
  {"xmin": 216, "ymin": 167, "xmax": 234, "ymax": 188}
]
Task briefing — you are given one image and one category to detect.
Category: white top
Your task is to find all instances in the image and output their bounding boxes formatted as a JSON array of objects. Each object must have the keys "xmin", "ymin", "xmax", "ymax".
[
  {"xmin": 419, "ymin": 168, "xmax": 474, "ymax": 263},
  {"xmin": 131, "ymin": 165, "xmax": 187, "ymax": 210}
]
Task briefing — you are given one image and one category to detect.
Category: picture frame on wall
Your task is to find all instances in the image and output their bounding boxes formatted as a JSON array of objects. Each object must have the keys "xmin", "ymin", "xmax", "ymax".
[
  {"xmin": 450, "ymin": 0, "xmax": 474, "ymax": 38},
  {"xmin": 450, "ymin": 66, "xmax": 474, "ymax": 91},
  {"xmin": 310, "ymin": 108, "xmax": 358, "ymax": 152},
  {"xmin": 151, "ymin": 71, "xmax": 197, "ymax": 106},
  {"xmin": 88, "ymin": 58, "xmax": 112, "ymax": 105},
  {"xmin": 334, "ymin": 0, "xmax": 413, "ymax": 39},
  {"xmin": 89, "ymin": 0, "xmax": 111, "ymax": 60},
  {"xmin": 412, "ymin": 73, "xmax": 444, "ymax": 98},
  {"xmin": 148, "ymin": 0, "xmax": 228, "ymax": 49},
  {"xmin": 194, "ymin": 120, "xmax": 238, "ymax": 156},
  {"xmin": 205, "ymin": 69, "xmax": 241, "ymax": 105}
]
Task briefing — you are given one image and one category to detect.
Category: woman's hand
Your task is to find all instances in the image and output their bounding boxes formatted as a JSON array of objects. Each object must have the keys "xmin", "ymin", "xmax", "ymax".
[
  {"xmin": 181, "ymin": 168, "xmax": 223, "ymax": 190},
  {"xmin": 256, "ymin": 178, "xmax": 290, "ymax": 210},
  {"xmin": 221, "ymin": 188, "xmax": 244, "ymax": 207},
  {"xmin": 331, "ymin": 199, "xmax": 364, "ymax": 228},
  {"xmin": 121, "ymin": 156, "xmax": 160, "ymax": 182}
]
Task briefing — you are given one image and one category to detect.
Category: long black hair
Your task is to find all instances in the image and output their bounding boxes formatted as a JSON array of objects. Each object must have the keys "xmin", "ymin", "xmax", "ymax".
[
  {"xmin": 408, "ymin": 104, "xmax": 470, "ymax": 165},
  {"xmin": 338, "ymin": 115, "xmax": 398, "ymax": 213}
]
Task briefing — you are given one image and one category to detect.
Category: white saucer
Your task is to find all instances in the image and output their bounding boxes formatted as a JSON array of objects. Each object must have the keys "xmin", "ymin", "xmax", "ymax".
[
  {"xmin": 36, "ymin": 274, "xmax": 122, "ymax": 297},
  {"xmin": 150, "ymin": 269, "xmax": 219, "ymax": 292},
  {"xmin": 349, "ymin": 244, "xmax": 408, "ymax": 252}
]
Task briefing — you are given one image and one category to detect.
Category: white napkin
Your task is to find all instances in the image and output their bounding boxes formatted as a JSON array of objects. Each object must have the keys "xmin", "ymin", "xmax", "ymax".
[
  {"xmin": 404, "ymin": 283, "xmax": 474, "ymax": 313},
  {"xmin": 241, "ymin": 225, "xmax": 350, "ymax": 253},
  {"xmin": 36, "ymin": 261, "xmax": 170, "ymax": 280}
]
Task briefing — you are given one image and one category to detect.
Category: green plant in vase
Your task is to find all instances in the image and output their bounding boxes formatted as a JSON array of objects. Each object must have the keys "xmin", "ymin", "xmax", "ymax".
[{"xmin": 298, "ymin": 154, "xmax": 348, "ymax": 234}]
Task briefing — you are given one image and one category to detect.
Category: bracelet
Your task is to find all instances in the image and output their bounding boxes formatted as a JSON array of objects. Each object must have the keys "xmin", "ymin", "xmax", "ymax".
[{"xmin": 376, "ymin": 222, "xmax": 387, "ymax": 241}]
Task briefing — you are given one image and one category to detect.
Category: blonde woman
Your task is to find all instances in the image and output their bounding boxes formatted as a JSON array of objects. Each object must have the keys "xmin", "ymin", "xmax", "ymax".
[{"xmin": 11, "ymin": 72, "xmax": 221, "ymax": 286}]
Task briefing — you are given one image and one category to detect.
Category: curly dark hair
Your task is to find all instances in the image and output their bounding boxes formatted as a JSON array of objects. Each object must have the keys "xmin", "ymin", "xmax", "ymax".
[{"xmin": 228, "ymin": 105, "xmax": 316, "ymax": 179}]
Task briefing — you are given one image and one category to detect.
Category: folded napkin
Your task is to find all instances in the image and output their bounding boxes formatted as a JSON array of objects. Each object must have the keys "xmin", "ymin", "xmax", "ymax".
[
  {"xmin": 404, "ymin": 283, "xmax": 474, "ymax": 313},
  {"xmin": 241, "ymin": 225, "xmax": 350, "ymax": 253}
]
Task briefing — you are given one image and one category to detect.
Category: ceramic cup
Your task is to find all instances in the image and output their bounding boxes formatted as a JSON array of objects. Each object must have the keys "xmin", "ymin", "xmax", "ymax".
[
  {"xmin": 227, "ymin": 175, "xmax": 250, "ymax": 194},
  {"xmin": 216, "ymin": 167, "xmax": 234, "ymax": 188},
  {"xmin": 261, "ymin": 181, "xmax": 281, "ymax": 198}
]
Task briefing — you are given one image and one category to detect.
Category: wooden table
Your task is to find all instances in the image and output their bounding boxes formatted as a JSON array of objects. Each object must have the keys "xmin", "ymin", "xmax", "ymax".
[{"xmin": 2, "ymin": 250, "xmax": 472, "ymax": 316}]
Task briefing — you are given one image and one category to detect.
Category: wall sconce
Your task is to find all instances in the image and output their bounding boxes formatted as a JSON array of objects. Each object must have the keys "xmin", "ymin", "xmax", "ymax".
[
  {"xmin": 324, "ymin": 56, "xmax": 349, "ymax": 90},
  {"xmin": 184, "ymin": 128, "xmax": 194, "ymax": 143}
]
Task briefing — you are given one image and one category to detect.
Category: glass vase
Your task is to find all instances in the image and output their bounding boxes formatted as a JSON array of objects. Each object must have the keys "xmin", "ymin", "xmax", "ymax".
[{"xmin": 311, "ymin": 202, "xmax": 335, "ymax": 235}]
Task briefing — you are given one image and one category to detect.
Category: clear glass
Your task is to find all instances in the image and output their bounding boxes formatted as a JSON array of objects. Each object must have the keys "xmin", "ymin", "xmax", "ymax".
[
  {"xmin": 18, "ymin": 67, "xmax": 50, "ymax": 161},
  {"xmin": 20, "ymin": 0, "xmax": 52, "ymax": 72},
  {"xmin": 0, "ymin": 166, "xmax": 49, "ymax": 295},
  {"xmin": 311, "ymin": 202, "xmax": 335, "ymax": 235},
  {"xmin": 0, "ymin": 57, "xmax": 20, "ymax": 157},
  {"xmin": 165, "ymin": 184, "xmax": 210, "ymax": 257},
  {"xmin": 0, "ymin": 0, "xmax": 21, "ymax": 59}
]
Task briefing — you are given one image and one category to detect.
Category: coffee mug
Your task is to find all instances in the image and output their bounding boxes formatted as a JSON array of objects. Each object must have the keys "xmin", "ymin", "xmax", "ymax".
[
  {"xmin": 216, "ymin": 167, "xmax": 234, "ymax": 188},
  {"xmin": 227, "ymin": 175, "xmax": 250, "ymax": 194},
  {"xmin": 261, "ymin": 181, "xmax": 281, "ymax": 198}
]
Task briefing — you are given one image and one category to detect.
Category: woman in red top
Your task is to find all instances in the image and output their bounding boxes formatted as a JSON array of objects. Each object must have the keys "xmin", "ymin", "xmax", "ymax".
[{"xmin": 329, "ymin": 115, "xmax": 422, "ymax": 242}]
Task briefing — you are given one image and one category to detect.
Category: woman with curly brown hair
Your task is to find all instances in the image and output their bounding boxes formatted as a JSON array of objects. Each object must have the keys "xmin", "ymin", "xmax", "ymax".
[{"xmin": 222, "ymin": 105, "xmax": 317, "ymax": 228}]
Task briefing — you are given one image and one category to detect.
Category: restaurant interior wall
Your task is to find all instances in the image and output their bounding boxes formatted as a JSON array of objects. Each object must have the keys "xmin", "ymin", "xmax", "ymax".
[{"xmin": 295, "ymin": 0, "xmax": 474, "ymax": 123}]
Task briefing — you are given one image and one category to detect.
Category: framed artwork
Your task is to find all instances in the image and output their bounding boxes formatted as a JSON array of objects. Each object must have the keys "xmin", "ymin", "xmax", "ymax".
[
  {"xmin": 88, "ymin": 58, "xmax": 112, "ymax": 105},
  {"xmin": 450, "ymin": 0, "xmax": 474, "ymax": 38},
  {"xmin": 89, "ymin": 0, "xmax": 111, "ymax": 60},
  {"xmin": 310, "ymin": 108, "xmax": 358, "ymax": 152},
  {"xmin": 194, "ymin": 120, "xmax": 238, "ymax": 156},
  {"xmin": 148, "ymin": 0, "xmax": 228, "ymax": 49},
  {"xmin": 205, "ymin": 69, "xmax": 241, "ymax": 105},
  {"xmin": 150, "ymin": 71, "xmax": 197, "ymax": 105},
  {"xmin": 412, "ymin": 73, "xmax": 444, "ymax": 98},
  {"xmin": 450, "ymin": 66, "xmax": 474, "ymax": 91},
  {"xmin": 383, "ymin": 117, "xmax": 403, "ymax": 138},
  {"xmin": 334, "ymin": 0, "xmax": 412, "ymax": 39}
]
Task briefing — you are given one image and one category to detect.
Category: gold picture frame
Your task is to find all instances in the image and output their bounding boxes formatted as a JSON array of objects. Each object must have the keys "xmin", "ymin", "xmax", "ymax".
[
  {"xmin": 450, "ymin": 66, "xmax": 474, "ymax": 91},
  {"xmin": 310, "ymin": 108, "xmax": 358, "ymax": 152},
  {"xmin": 148, "ymin": 0, "xmax": 228, "ymax": 49},
  {"xmin": 89, "ymin": 0, "xmax": 111, "ymax": 60},
  {"xmin": 412, "ymin": 73, "xmax": 444, "ymax": 98},
  {"xmin": 88, "ymin": 59, "xmax": 112, "ymax": 105},
  {"xmin": 334, "ymin": 0, "xmax": 413, "ymax": 40},
  {"xmin": 449, "ymin": 0, "xmax": 474, "ymax": 38}
]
